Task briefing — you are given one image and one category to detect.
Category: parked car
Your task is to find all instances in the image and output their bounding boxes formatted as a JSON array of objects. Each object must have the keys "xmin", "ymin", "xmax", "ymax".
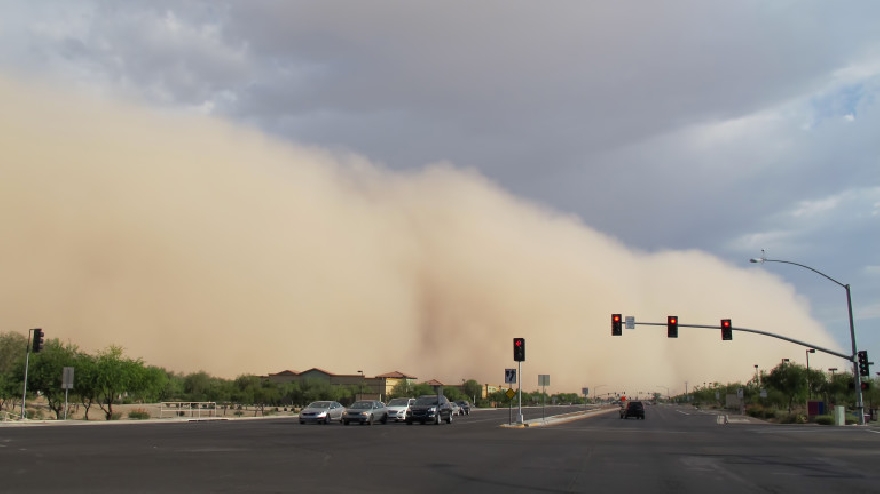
[
  {"xmin": 450, "ymin": 401, "xmax": 461, "ymax": 416},
  {"xmin": 386, "ymin": 398, "xmax": 415, "ymax": 422},
  {"xmin": 456, "ymin": 401, "xmax": 471, "ymax": 416},
  {"xmin": 620, "ymin": 401, "xmax": 646, "ymax": 419},
  {"xmin": 299, "ymin": 401, "xmax": 344, "ymax": 425},
  {"xmin": 343, "ymin": 400, "xmax": 388, "ymax": 425},
  {"xmin": 406, "ymin": 395, "xmax": 454, "ymax": 425}
]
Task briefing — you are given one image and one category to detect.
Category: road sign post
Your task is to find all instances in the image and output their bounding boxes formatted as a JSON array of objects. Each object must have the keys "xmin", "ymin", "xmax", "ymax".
[
  {"xmin": 62, "ymin": 367, "xmax": 74, "ymax": 419},
  {"xmin": 539, "ymin": 375, "xmax": 550, "ymax": 421}
]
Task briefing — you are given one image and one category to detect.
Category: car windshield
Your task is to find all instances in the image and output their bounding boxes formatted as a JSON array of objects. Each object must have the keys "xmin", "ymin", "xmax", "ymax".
[
  {"xmin": 415, "ymin": 396, "xmax": 440, "ymax": 405},
  {"xmin": 349, "ymin": 401, "xmax": 372, "ymax": 409},
  {"xmin": 628, "ymin": 402, "xmax": 643, "ymax": 409},
  {"xmin": 306, "ymin": 402, "xmax": 331, "ymax": 409},
  {"xmin": 387, "ymin": 399, "xmax": 410, "ymax": 406}
]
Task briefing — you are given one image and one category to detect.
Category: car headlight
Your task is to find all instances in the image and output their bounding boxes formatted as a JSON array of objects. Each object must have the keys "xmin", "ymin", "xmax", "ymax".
[
  {"xmin": 318, "ymin": 412, "xmax": 327, "ymax": 417},
  {"xmin": 428, "ymin": 407, "xmax": 437, "ymax": 413}
]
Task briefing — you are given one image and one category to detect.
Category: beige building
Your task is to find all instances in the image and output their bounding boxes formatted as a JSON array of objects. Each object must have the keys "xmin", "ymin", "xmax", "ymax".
[{"xmin": 266, "ymin": 368, "xmax": 417, "ymax": 399}]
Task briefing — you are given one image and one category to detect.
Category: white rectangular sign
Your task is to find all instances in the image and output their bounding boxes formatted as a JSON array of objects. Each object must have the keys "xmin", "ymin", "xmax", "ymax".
[
  {"xmin": 504, "ymin": 368, "xmax": 517, "ymax": 384},
  {"xmin": 62, "ymin": 367, "xmax": 74, "ymax": 389},
  {"xmin": 625, "ymin": 316, "xmax": 635, "ymax": 329},
  {"xmin": 538, "ymin": 375, "xmax": 550, "ymax": 386}
]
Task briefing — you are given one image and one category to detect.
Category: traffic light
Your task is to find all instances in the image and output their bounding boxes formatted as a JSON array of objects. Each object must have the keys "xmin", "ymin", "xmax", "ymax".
[
  {"xmin": 721, "ymin": 319, "xmax": 732, "ymax": 341},
  {"xmin": 32, "ymin": 328, "xmax": 44, "ymax": 353},
  {"xmin": 857, "ymin": 350, "xmax": 869, "ymax": 377},
  {"xmin": 513, "ymin": 338, "xmax": 525, "ymax": 362},
  {"xmin": 611, "ymin": 314, "xmax": 622, "ymax": 336},
  {"xmin": 667, "ymin": 316, "xmax": 678, "ymax": 338}
]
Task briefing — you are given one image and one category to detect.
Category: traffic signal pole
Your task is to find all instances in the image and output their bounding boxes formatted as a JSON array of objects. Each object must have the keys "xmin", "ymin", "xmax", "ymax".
[
  {"xmin": 20, "ymin": 330, "xmax": 32, "ymax": 419},
  {"xmin": 517, "ymin": 360, "xmax": 523, "ymax": 424}
]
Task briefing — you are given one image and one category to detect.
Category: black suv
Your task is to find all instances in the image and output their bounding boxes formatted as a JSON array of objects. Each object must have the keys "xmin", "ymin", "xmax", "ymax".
[
  {"xmin": 620, "ymin": 401, "xmax": 646, "ymax": 420},
  {"xmin": 406, "ymin": 395, "xmax": 454, "ymax": 425}
]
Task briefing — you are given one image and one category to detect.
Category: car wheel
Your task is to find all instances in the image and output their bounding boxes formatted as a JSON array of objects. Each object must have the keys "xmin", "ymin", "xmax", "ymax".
[
  {"xmin": 434, "ymin": 414, "xmax": 441, "ymax": 425},
  {"xmin": 420, "ymin": 420, "xmax": 426, "ymax": 425},
  {"xmin": 405, "ymin": 419, "xmax": 412, "ymax": 425},
  {"xmin": 300, "ymin": 420, "xmax": 305, "ymax": 425},
  {"xmin": 368, "ymin": 414, "xmax": 374, "ymax": 426},
  {"xmin": 343, "ymin": 419, "xmax": 349, "ymax": 425},
  {"xmin": 381, "ymin": 413, "xmax": 388, "ymax": 425},
  {"xmin": 446, "ymin": 413, "xmax": 452, "ymax": 425}
]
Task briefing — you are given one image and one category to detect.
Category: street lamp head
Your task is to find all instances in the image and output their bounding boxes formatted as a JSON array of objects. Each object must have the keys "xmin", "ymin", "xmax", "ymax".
[
  {"xmin": 807, "ymin": 348, "xmax": 815, "ymax": 353},
  {"xmin": 828, "ymin": 368, "xmax": 837, "ymax": 372},
  {"xmin": 749, "ymin": 258, "xmax": 762, "ymax": 264}
]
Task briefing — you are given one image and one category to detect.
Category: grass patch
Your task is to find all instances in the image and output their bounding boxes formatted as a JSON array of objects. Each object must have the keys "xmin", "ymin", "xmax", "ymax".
[{"xmin": 128, "ymin": 408, "xmax": 150, "ymax": 420}]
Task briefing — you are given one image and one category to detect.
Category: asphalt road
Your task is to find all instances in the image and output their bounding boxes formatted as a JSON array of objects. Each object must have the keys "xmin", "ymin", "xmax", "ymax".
[{"xmin": 1, "ymin": 404, "xmax": 879, "ymax": 493}]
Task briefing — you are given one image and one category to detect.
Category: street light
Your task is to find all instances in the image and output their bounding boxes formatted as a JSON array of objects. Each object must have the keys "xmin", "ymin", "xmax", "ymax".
[
  {"xmin": 754, "ymin": 364, "xmax": 761, "ymax": 386},
  {"xmin": 750, "ymin": 252, "xmax": 865, "ymax": 425}
]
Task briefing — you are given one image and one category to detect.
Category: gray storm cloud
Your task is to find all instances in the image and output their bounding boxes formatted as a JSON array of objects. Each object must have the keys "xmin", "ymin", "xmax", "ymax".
[{"xmin": 0, "ymin": 76, "xmax": 844, "ymax": 394}]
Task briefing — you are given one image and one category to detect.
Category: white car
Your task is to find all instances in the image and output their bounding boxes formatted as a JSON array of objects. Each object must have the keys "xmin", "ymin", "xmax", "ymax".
[
  {"xmin": 386, "ymin": 398, "xmax": 415, "ymax": 422},
  {"xmin": 299, "ymin": 401, "xmax": 344, "ymax": 424}
]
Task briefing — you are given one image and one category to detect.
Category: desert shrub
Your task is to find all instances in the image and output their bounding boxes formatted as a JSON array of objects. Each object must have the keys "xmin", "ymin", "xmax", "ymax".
[
  {"xmin": 233, "ymin": 410, "xmax": 244, "ymax": 416},
  {"xmin": 128, "ymin": 409, "xmax": 150, "ymax": 420},
  {"xmin": 110, "ymin": 412, "xmax": 123, "ymax": 420},
  {"xmin": 814, "ymin": 416, "xmax": 834, "ymax": 425},
  {"xmin": 263, "ymin": 409, "xmax": 276, "ymax": 416}
]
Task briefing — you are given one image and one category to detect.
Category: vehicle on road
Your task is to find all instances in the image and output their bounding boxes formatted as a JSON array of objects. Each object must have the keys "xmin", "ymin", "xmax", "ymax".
[
  {"xmin": 456, "ymin": 401, "xmax": 471, "ymax": 416},
  {"xmin": 450, "ymin": 401, "xmax": 461, "ymax": 416},
  {"xmin": 300, "ymin": 401, "xmax": 344, "ymax": 424},
  {"xmin": 620, "ymin": 401, "xmax": 646, "ymax": 419},
  {"xmin": 406, "ymin": 395, "xmax": 453, "ymax": 425},
  {"xmin": 343, "ymin": 400, "xmax": 388, "ymax": 425},
  {"xmin": 386, "ymin": 398, "xmax": 415, "ymax": 422}
]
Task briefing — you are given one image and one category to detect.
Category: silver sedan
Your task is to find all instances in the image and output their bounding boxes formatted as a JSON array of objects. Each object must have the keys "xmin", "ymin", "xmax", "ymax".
[
  {"xmin": 299, "ymin": 401, "xmax": 344, "ymax": 424},
  {"xmin": 343, "ymin": 400, "xmax": 388, "ymax": 425}
]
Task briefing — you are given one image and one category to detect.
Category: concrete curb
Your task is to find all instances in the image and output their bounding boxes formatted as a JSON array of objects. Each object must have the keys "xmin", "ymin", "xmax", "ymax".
[{"xmin": 500, "ymin": 407, "xmax": 619, "ymax": 428}]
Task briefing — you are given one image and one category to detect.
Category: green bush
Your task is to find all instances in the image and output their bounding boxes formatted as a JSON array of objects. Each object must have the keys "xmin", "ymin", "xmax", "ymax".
[
  {"xmin": 128, "ymin": 409, "xmax": 150, "ymax": 420},
  {"xmin": 110, "ymin": 412, "xmax": 123, "ymax": 420},
  {"xmin": 233, "ymin": 410, "xmax": 244, "ymax": 416},
  {"xmin": 814, "ymin": 416, "xmax": 834, "ymax": 425}
]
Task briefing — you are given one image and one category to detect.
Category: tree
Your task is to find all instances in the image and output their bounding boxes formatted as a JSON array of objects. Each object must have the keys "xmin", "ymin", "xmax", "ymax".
[
  {"xmin": 73, "ymin": 352, "xmax": 99, "ymax": 420},
  {"xmin": 28, "ymin": 338, "xmax": 78, "ymax": 419},
  {"xmin": 462, "ymin": 379, "xmax": 481, "ymax": 403},
  {"xmin": 0, "ymin": 331, "xmax": 27, "ymax": 412},
  {"xmin": 763, "ymin": 363, "xmax": 809, "ymax": 413},
  {"xmin": 94, "ymin": 346, "xmax": 146, "ymax": 420}
]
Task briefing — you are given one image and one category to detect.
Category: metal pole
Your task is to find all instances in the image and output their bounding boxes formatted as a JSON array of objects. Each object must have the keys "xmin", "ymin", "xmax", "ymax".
[
  {"xmin": 751, "ymin": 256, "xmax": 864, "ymax": 425},
  {"xmin": 542, "ymin": 384, "xmax": 545, "ymax": 422},
  {"xmin": 21, "ymin": 330, "xmax": 32, "ymax": 419},
  {"xmin": 516, "ymin": 360, "xmax": 523, "ymax": 424},
  {"xmin": 845, "ymin": 285, "xmax": 865, "ymax": 425},
  {"xmin": 64, "ymin": 388, "xmax": 69, "ymax": 420}
]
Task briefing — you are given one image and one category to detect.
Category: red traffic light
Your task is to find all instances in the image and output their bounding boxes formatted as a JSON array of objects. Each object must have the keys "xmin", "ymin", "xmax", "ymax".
[
  {"xmin": 513, "ymin": 338, "xmax": 525, "ymax": 361},
  {"xmin": 613, "ymin": 314, "xmax": 621, "ymax": 322},
  {"xmin": 721, "ymin": 319, "xmax": 731, "ymax": 329}
]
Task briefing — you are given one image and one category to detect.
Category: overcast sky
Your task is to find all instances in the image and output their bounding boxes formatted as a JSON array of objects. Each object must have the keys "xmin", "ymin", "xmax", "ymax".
[{"xmin": 1, "ymin": 1, "xmax": 878, "ymax": 381}]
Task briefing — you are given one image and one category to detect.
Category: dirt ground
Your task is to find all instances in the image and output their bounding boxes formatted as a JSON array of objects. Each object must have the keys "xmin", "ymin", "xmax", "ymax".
[{"xmin": 9, "ymin": 398, "xmax": 301, "ymax": 421}]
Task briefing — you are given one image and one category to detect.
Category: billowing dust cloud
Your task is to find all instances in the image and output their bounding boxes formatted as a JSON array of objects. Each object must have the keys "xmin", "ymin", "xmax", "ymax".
[{"xmin": 0, "ymin": 76, "xmax": 843, "ymax": 394}]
